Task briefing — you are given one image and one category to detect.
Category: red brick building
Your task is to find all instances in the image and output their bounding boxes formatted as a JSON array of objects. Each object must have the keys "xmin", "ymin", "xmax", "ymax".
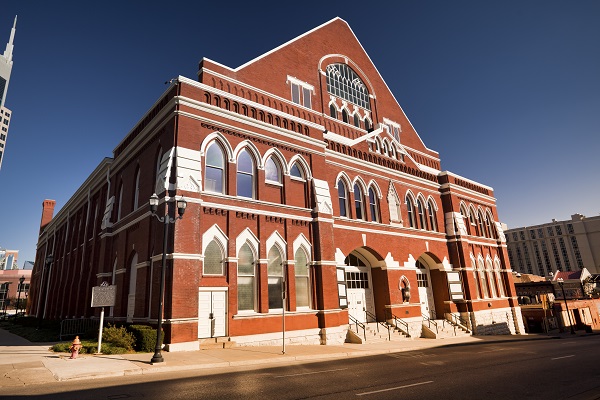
[{"xmin": 28, "ymin": 18, "xmax": 524, "ymax": 351}]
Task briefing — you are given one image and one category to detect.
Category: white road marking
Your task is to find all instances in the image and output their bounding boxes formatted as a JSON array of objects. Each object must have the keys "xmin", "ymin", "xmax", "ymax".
[
  {"xmin": 356, "ymin": 380, "xmax": 434, "ymax": 396},
  {"xmin": 274, "ymin": 367, "xmax": 348, "ymax": 378},
  {"xmin": 551, "ymin": 355, "xmax": 575, "ymax": 360}
]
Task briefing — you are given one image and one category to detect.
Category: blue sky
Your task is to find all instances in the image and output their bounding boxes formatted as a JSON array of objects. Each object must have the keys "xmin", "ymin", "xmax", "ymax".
[{"xmin": 1, "ymin": 1, "xmax": 599, "ymax": 265}]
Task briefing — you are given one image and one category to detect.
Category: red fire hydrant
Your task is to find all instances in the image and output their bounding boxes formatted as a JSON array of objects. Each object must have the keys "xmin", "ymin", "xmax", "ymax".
[{"xmin": 69, "ymin": 336, "xmax": 82, "ymax": 359}]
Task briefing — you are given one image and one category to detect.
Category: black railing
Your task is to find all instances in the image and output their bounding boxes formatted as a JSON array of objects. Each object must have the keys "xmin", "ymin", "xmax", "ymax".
[
  {"xmin": 349, "ymin": 314, "xmax": 366, "ymax": 341},
  {"xmin": 385, "ymin": 309, "xmax": 411, "ymax": 338},
  {"xmin": 365, "ymin": 310, "xmax": 390, "ymax": 341},
  {"xmin": 422, "ymin": 313, "xmax": 439, "ymax": 334},
  {"xmin": 60, "ymin": 318, "xmax": 100, "ymax": 340},
  {"xmin": 447, "ymin": 313, "xmax": 470, "ymax": 333}
]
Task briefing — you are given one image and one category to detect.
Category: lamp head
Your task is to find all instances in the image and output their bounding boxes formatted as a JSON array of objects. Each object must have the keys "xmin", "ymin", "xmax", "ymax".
[
  {"xmin": 149, "ymin": 193, "xmax": 159, "ymax": 214},
  {"xmin": 177, "ymin": 197, "xmax": 187, "ymax": 218},
  {"xmin": 45, "ymin": 255, "xmax": 54, "ymax": 265},
  {"xmin": 19, "ymin": 276, "xmax": 25, "ymax": 284}
]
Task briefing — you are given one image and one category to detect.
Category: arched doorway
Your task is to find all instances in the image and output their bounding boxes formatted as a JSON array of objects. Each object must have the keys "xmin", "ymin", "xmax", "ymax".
[
  {"xmin": 416, "ymin": 256, "xmax": 436, "ymax": 319},
  {"xmin": 344, "ymin": 251, "xmax": 376, "ymax": 323}
]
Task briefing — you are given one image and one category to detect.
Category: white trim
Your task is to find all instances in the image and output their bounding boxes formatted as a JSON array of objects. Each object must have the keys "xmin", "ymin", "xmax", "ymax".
[
  {"xmin": 333, "ymin": 221, "xmax": 448, "ymax": 242},
  {"xmin": 198, "ymin": 286, "xmax": 229, "ymax": 292}
]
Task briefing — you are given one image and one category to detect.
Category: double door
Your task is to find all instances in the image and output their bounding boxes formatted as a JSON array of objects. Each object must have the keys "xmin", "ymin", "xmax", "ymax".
[{"xmin": 198, "ymin": 290, "xmax": 227, "ymax": 338}]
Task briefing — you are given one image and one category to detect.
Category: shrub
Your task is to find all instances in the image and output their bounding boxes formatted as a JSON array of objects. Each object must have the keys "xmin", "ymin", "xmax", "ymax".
[
  {"xmin": 51, "ymin": 340, "xmax": 129, "ymax": 355},
  {"xmin": 51, "ymin": 340, "xmax": 96, "ymax": 354},
  {"xmin": 102, "ymin": 324, "xmax": 135, "ymax": 351},
  {"xmin": 128, "ymin": 324, "xmax": 162, "ymax": 353}
]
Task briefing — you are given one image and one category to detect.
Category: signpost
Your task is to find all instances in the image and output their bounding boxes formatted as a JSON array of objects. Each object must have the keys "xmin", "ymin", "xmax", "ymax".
[{"xmin": 91, "ymin": 282, "xmax": 116, "ymax": 354}]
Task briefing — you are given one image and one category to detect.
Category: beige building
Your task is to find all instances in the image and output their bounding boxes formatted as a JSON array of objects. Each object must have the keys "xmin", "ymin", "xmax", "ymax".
[{"xmin": 506, "ymin": 214, "xmax": 600, "ymax": 276}]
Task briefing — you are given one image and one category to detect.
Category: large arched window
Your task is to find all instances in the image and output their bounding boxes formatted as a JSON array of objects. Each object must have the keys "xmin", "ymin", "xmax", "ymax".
[
  {"xmin": 478, "ymin": 211, "xmax": 486, "ymax": 237},
  {"xmin": 460, "ymin": 204, "xmax": 470, "ymax": 235},
  {"xmin": 478, "ymin": 258, "xmax": 490, "ymax": 298},
  {"xmin": 265, "ymin": 157, "xmax": 282, "ymax": 184},
  {"xmin": 471, "ymin": 255, "xmax": 481, "ymax": 299},
  {"xmin": 203, "ymin": 240, "xmax": 224, "ymax": 275},
  {"xmin": 237, "ymin": 149, "xmax": 255, "ymax": 199},
  {"xmin": 486, "ymin": 258, "xmax": 497, "ymax": 297},
  {"xmin": 368, "ymin": 187, "xmax": 379, "ymax": 222},
  {"xmin": 295, "ymin": 248, "xmax": 310, "ymax": 308},
  {"xmin": 329, "ymin": 104, "xmax": 337, "ymax": 119},
  {"xmin": 354, "ymin": 184, "xmax": 364, "ymax": 220},
  {"xmin": 205, "ymin": 142, "xmax": 226, "ymax": 194},
  {"xmin": 290, "ymin": 162, "xmax": 304, "ymax": 180},
  {"xmin": 326, "ymin": 63, "xmax": 371, "ymax": 110},
  {"xmin": 406, "ymin": 195, "xmax": 416, "ymax": 228},
  {"xmin": 485, "ymin": 213, "xmax": 495, "ymax": 239},
  {"xmin": 267, "ymin": 246, "xmax": 284, "ymax": 310},
  {"xmin": 427, "ymin": 200, "xmax": 437, "ymax": 232},
  {"xmin": 342, "ymin": 109, "xmax": 349, "ymax": 124},
  {"xmin": 133, "ymin": 168, "xmax": 141, "ymax": 210},
  {"xmin": 494, "ymin": 259, "xmax": 506, "ymax": 297},
  {"xmin": 469, "ymin": 208, "xmax": 477, "ymax": 234},
  {"xmin": 417, "ymin": 199, "xmax": 427, "ymax": 230},
  {"xmin": 338, "ymin": 180, "xmax": 349, "ymax": 217},
  {"xmin": 237, "ymin": 243, "xmax": 255, "ymax": 312}
]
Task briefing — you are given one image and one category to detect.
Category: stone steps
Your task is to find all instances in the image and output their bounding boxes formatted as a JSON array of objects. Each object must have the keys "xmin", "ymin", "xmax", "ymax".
[
  {"xmin": 348, "ymin": 322, "xmax": 411, "ymax": 344},
  {"xmin": 423, "ymin": 320, "xmax": 471, "ymax": 339},
  {"xmin": 199, "ymin": 337, "xmax": 236, "ymax": 349}
]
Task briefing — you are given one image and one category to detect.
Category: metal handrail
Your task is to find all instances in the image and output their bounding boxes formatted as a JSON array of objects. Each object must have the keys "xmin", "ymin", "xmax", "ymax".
[
  {"xmin": 447, "ymin": 313, "xmax": 470, "ymax": 333},
  {"xmin": 422, "ymin": 313, "xmax": 439, "ymax": 334},
  {"xmin": 365, "ymin": 310, "xmax": 390, "ymax": 341},
  {"xmin": 385, "ymin": 309, "xmax": 411, "ymax": 338},
  {"xmin": 349, "ymin": 314, "xmax": 366, "ymax": 341}
]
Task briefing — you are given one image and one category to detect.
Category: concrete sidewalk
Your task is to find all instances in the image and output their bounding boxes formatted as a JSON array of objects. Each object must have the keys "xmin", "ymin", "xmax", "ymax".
[{"xmin": 0, "ymin": 327, "xmax": 582, "ymax": 386}]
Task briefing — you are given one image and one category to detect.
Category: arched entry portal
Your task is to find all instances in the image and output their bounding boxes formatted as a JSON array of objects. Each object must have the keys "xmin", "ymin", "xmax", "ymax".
[
  {"xmin": 416, "ymin": 254, "xmax": 439, "ymax": 319},
  {"xmin": 344, "ymin": 250, "xmax": 377, "ymax": 323}
]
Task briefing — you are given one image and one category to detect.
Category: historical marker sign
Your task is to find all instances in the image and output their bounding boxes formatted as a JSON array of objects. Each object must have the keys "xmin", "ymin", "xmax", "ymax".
[{"xmin": 91, "ymin": 285, "xmax": 117, "ymax": 307}]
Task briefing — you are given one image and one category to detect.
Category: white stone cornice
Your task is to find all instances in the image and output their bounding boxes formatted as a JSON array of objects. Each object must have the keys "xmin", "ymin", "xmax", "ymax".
[
  {"xmin": 325, "ymin": 157, "xmax": 440, "ymax": 192},
  {"xmin": 333, "ymin": 222, "xmax": 448, "ymax": 243}
]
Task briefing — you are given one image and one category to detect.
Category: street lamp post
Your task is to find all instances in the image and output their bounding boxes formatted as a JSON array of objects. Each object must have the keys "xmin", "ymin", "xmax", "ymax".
[
  {"xmin": 149, "ymin": 193, "xmax": 187, "ymax": 364},
  {"xmin": 16, "ymin": 275, "xmax": 25, "ymax": 317},
  {"xmin": 557, "ymin": 278, "xmax": 576, "ymax": 334},
  {"xmin": 38, "ymin": 255, "xmax": 53, "ymax": 329}
]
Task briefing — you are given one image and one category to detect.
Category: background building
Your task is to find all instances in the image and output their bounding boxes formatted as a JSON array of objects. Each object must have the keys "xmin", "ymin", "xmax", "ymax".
[
  {"xmin": 514, "ymin": 269, "xmax": 600, "ymax": 333},
  {"xmin": 0, "ymin": 248, "xmax": 18, "ymax": 270},
  {"xmin": 29, "ymin": 18, "xmax": 524, "ymax": 350},
  {"xmin": 0, "ymin": 268, "xmax": 31, "ymax": 314},
  {"xmin": 506, "ymin": 213, "xmax": 600, "ymax": 276},
  {"xmin": 0, "ymin": 16, "xmax": 16, "ymax": 170}
]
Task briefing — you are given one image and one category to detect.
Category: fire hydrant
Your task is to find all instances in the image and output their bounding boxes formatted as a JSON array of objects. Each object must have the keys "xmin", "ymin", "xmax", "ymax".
[{"xmin": 69, "ymin": 336, "xmax": 82, "ymax": 359}]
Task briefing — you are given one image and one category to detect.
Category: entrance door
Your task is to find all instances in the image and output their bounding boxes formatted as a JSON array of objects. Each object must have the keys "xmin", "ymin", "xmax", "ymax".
[
  {"xmin": 417, "ymin": 266, "xmax": 436, "ymax": 319},
  {"xmin": 347, "ymin": 290, "xmax": 367, "ymax": 322},
  {"xmin": 198, "ymin": 290, "xmax": 227, "ymax": 338},
  {"xmin": 346, "ymin": 270, "xmax": 375, "ymax": 323}
]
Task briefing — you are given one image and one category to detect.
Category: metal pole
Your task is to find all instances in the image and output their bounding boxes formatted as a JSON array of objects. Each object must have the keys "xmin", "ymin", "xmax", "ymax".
[
  {"xmin": 282, "ymin": 267, "xmax": 286, "ymax": 355},
  {"xmin": 16, "ymin": 284, "xmax": 22, "ymax": 316},
  {"xmin": 559, "ymin": 281, "xmax": 576, "ymax": 335},
  {"xmin": 151, "ymin": 214, "xmax": 169, "ymax": 364},
  {"xmin": 97, "ymin": 306, "xmax": 105, "ymax": 354}
]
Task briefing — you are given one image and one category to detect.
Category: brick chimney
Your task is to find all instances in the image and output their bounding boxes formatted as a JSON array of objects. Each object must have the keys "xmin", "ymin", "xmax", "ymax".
[{"xmin": 40, "ymin": 199, "xmax": 56, "ymax": 233}]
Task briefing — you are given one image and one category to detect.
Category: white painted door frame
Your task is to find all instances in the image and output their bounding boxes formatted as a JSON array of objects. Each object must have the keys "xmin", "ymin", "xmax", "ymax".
[{"xmin": 198, "ymin": 288, "xmax": 228, "ymax": 338}]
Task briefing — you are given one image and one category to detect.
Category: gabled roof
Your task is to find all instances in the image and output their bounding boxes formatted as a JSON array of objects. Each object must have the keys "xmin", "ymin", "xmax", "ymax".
[
  {"xmin": 553, "ymin": 270, "xmax": 581, "ymax": 281},
  {"xmin": 200, "ymin": 17, "xmax": 437, "ymax": 157}
]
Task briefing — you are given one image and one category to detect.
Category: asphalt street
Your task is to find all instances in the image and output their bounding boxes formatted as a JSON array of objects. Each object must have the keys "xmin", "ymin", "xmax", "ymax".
[{"xmin": 2, "ymin": 335, "xmax": 599, "ymax": 400}]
